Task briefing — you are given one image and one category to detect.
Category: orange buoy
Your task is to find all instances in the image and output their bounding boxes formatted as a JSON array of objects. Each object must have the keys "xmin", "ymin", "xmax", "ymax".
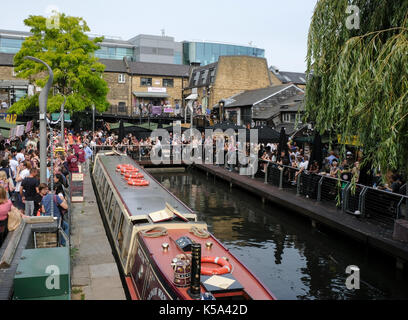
[
  {"xmin": 124, "ymin": 172, "xmax": 144, "ymax": 180},
  {"xmin": 200, "ymin": 257, "xmax": 232, "ymax": 276},
  {"xmin": 127, "ymin": 179, "xmax": 150, "ymax": 186},
  {"xmin": 121, "ymin": 167, "xmax": 136, "ymax": 174},
  {"xmin": 117, "ymin": 164, "xmax": 134, "ymax": 172}
]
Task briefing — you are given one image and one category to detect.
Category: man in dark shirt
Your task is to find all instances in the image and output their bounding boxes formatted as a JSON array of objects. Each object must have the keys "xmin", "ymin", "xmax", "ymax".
[
  {"xmin": 66, "ymin": 150, "xmax": 79, "ymax": 173},
  {"xmin": 0, "ymin": 160, "xmax": 11, "ymax": 179},
  {"xmin": 20, "ymin": 168, "xmax": 39, "ymax": 216}
]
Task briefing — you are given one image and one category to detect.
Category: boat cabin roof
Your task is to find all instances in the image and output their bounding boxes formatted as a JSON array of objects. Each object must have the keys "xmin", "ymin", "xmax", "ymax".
[{"xmin": 96, "ymin": 151, "xmax": 194, "ymax": 222}]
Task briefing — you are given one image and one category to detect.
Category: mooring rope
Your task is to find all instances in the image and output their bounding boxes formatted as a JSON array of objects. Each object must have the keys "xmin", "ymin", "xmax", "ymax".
[
  {"xmin": 190, "ymin": 226, "xmax": 210, "ymax": 239},
  {"xmin": 140, "ymin": 226, "xmax": 168, "ymax": 238}
]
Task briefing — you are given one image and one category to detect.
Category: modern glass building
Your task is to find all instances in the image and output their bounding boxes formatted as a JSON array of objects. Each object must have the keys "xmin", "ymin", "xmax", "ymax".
[
  {"xmin": 0, "ymin": 30, "xmax": 29, "ymax": 54},
  {"xmin": 183, "ymin": 41, "xmax": 265, "ymax": 66},
  {"xmin": 94, "ymin": 42, "xmax": 135, "ymax": 60}
]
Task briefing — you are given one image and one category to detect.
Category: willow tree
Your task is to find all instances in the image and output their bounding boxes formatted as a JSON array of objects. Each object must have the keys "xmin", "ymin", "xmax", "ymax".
[
  {"xmin": 305, "ymin": 0, "xmax": 408, "ymax": 175},
  {"xmin": 10, "ymin": 13, "xmax": 109, "ymax": 114}
]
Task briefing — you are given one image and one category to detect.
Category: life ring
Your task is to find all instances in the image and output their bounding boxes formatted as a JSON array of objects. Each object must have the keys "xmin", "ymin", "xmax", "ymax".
[
  {"xmin": 117, "ymin": 164, "xmax": 133, "ymax": 169},
  {"xmin": 201, "ymin": 257, "xmax": 232, "ymax": 275},
  {"xmin": 121, "ymin": 167, "xmax": 136, "ymax": 174},
  {"xmin": 117, "ymin": 164, "xmax": 134, "ymax": 172},
  {"xmin": 128, "ymin": 179, "xmax": 150, "ymax": 186},
  {"xmin": 124, "ymin": 172, "xmax": 144, "ymax": 180}
]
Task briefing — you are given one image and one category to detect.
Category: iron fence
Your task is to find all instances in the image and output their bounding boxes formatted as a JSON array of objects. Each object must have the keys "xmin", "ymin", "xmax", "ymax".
[{"xmin": 258, "ymin": 159, "xmax": 408, "ymax": 228}]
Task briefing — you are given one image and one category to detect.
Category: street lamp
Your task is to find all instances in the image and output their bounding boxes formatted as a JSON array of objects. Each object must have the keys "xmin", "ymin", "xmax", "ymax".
[
  {"xmin": 24, "ymin": 56, "xmax": 53, "ymax": 184},
  {"xmin": 219, "ymin": 101, "xmax": 225, "ymax": 123},
  {"xmin": 61, "ymin": 96, "xmax": 66, "ymax": 149},
  {"xmin": 92, "ymin": 104, "xmax": 95, "ymax": 137}
]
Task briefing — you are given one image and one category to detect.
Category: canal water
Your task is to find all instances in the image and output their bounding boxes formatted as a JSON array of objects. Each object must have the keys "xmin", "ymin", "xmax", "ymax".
[{"xmin": 153, "ymin": 169, "xmax": 408, "ymax": 300}]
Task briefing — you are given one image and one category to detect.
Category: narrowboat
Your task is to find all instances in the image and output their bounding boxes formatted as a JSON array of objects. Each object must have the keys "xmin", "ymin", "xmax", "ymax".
[{"xmin": 92, "ymin": 150, "xmax": 275, "ymax": 300}]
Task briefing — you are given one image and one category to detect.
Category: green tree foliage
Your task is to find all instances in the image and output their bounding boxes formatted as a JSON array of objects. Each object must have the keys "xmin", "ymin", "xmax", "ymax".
[
  {"xmin": 305, "ymin": 0, "xmax": 408, "ymax": 174},
  {"xmin": 10, "ymin": 13, "xmax": 109, "ymax": 114}
]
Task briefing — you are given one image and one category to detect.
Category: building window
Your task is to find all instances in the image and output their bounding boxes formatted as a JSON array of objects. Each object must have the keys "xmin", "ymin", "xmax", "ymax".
[
  {"xmin": 118, "ymin": 74, "xmax": 126, "ymax": 83},
  {"xmin": 282, "ymin": 113, "xmax": 297, "ymax": 123},
  {"xmin": 118, "ymin": 102, "xmax": 126, "ymax": 112},
  {"xmin": 193, "ymin": 72, "xmax": 200, "ymax": 87},
  {"xmin": 163, "ymin": 79, "xmax": 174, "ymax": 87},
  {"xmin": 141, "ymin": 77, "xmax": 152, "ymax": 86},
  {"xmin": 210, "ymin": 69, "xmax": 215, "ymax": 83}
]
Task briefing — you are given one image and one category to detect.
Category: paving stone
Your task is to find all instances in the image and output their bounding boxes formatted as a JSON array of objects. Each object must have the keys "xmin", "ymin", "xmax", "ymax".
[
  {"xmin": 72, "ymin": 265, "xmax": 90, "ymax": 278},
  {"xmin": 72, "ymin": 276, "xmax": 91, "ymax": 287},
  {"xmin": 91, "ymin": 276, "xmax": 124, "ymax": 290},
  {"xmin": 91, "ymin": 287, "xmax": 126, "ymax": 300},
  {"xmin": 70, "ymin": 174, "xmax": 125, "ymax": 300},
  {"xmin": 89, "ymin": 263, "xmax": 120, "ymax": 278}
]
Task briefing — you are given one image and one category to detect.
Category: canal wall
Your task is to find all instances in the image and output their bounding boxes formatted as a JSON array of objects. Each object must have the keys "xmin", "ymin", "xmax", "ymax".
[{"xmin": 194, "ymin": 164, "xmax": 408, "ymax": 270}]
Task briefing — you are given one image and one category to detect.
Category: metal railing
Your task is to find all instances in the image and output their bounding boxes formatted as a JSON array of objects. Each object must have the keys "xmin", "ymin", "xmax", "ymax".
[{"xmin": 258, "ymin": 159, "xmax": 408, "ymax": 228}]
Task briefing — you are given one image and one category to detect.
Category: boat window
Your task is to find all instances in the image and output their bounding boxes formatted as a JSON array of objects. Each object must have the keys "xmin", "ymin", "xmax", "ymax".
[
  {"xmin": 111, "ymin": 204, "xmax": 121, "ymax": 233},
  {"xmin": 106, "ymin": 192, "xmax": 114, "ymax": 217},
  {"xmin": 105, "ymin": 189, "xmax": 112, "ymax": 208},
  {"xmin": 103, "ymin": 180, "xmax": 110, "ymax": 200},
  {"xmin": 117, "ymin": 215, "xmax": 124, "ymax": 249},
  {"xmin": 120, "ymin": 221, "xmax": 132, "ymax": 264},
  {"xmin": 108, "ymin": 198, "xmax": 117, "ymax": 222},
  {"xmin": 101, "ymin": 177, "xmax": 107, "ymax": 194},
  {"xmin": 96, "ymin": 167, "xmax": 102, "ymax": 185}
]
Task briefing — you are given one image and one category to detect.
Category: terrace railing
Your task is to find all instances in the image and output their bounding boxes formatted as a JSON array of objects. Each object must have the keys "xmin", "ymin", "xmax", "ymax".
[{"xmin": 258, "ymin": 159, "xmax": 408, "ymax": 228}]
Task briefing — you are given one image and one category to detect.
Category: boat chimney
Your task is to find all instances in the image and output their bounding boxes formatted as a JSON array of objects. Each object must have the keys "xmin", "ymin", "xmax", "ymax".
[{"xmin": 188, "ymin": 243, "xmax": 201, "ymax": 299}]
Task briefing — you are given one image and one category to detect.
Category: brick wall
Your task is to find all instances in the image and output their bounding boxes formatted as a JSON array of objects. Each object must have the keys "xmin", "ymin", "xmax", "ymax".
[
  {"xmin": 131, "ymin": 75, "xmax": 185, "ymax": 106},
  {"xmin": 103, "ymin": 72, "xmax": 130, "ymax": 105},
  {"xmin": 0, "ymin": 66, "xmax": 14, "ymax": 80},
  {"xmin": 212, "ymin": 56, "xmax": 272, "ymax": 109}
]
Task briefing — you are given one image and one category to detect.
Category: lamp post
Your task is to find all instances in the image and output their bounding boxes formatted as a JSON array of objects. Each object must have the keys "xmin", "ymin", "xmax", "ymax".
[
  {"xmin": 92, "ymin": 104, "xmax": 95, "ymax": 137},
  {"xmin": 61, "ymin": 96, "xmax": 66, "ymax": 149},
  {"xmin": 24, "ymin": 56, "xmax": 53, "ymax": 184},
  {"xmin": 219, "ymin": 101, "xmax": 225, "ymax": 123}
]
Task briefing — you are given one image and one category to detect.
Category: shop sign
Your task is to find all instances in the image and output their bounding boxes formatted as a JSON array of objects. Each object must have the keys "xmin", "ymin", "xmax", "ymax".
[{"xmin": 148, "ymin": 87, "xmax": 166, "ymax": 93}]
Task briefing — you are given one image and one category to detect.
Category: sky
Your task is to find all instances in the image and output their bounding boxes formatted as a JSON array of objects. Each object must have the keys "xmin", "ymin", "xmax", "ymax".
[{"xmin": 0, "ymin": 0, "xmax": 318, "ymax": 72}]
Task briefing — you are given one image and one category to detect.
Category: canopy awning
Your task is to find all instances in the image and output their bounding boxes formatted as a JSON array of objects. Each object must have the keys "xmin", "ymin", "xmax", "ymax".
[
  {"xmin": 133, "ymin": 92, "xmax": 170, "ymax": 98},
  {"xmin": 51, "ymin": 113, "xmax": 71, "ymax": 122},
  {"xmin": 185, "ymin": 93, "xmax": 198, "ymax": 100}
]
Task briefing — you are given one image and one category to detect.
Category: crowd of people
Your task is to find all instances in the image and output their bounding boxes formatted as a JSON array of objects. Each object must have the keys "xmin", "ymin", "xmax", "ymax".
[{"xmin": 1, "ymin": 124, "xmax": 405, "ymax": 247}]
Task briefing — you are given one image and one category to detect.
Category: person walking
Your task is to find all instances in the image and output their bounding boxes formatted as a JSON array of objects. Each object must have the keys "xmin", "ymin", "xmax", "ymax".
[
  {"xmin": 84, "ymin": 143, "xmax": 93, "ymax": 173},
  {"xmin": 66, "ymin": 149, "xmax": 79, "ymax": 173},
  {"xmin": 20, "ymin": 168, "xmax": 40, "ymax": 216},
  {"xmin": 0, "ymin": 186, "xmax": 13, "ymax": 247},
  {"xmin": 76, "ymin": 144, "xmax": 86, "ymax": 173},
  {"xmin": 14, "ymin": 161, "xmax": 31, "ymax": 210},
  {"xmin": 39, "ymin": 183, "xmax": 69, "ymax": 245}
]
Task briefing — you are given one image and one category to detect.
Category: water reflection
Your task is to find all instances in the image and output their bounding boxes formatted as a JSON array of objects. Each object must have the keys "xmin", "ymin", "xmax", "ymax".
[{"xmin": 154, "ymin": 170, "xmax": 408, "ymax": 300}]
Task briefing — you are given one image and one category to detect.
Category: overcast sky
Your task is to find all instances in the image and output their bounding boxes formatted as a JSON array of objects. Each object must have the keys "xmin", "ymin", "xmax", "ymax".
[{"xmin": 1, "ymin": 0, "xmax": 318, "ymax": 72}]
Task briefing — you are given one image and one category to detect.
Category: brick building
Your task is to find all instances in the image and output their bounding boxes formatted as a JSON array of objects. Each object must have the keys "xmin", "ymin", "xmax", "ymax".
[
  {"xmin": 221, "ymin": 84, "xmax": 305, "ymax": 134},
  {"xmin": 269, "ymin": 66, "xmax": 307, "ymax": 89},
  {"xmin": 0, "ymin": 52, "xmax": 191, "ymax": 118},
  {"xmin": 183, "ymin": 56, "xmax": 273, "ymax": 114}
]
